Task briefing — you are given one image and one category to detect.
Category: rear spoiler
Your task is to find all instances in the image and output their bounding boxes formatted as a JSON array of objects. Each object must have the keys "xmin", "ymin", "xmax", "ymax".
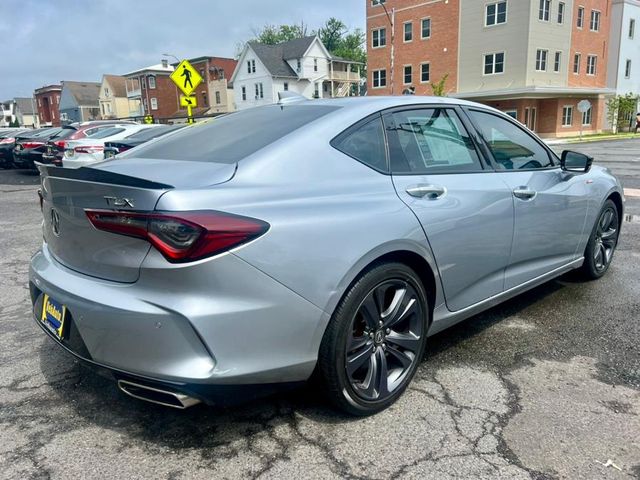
[{"xmin": 37, "ymin": 164, "xmax": 174, "ymax": 190}]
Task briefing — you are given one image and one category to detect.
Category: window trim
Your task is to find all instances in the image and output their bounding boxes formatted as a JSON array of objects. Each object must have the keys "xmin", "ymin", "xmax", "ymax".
[
  {"xmin": 554, "ymin": 51, "xmax": 562, "ymax": 73},
  {"xmin": 557, "ymin": 2, "xmax": 565, "ymax": 24},
  {"xmin": 372, "ymin": 69, "xmax": 387, "ymax": 88},
  {"xmin": 573, "ymin": 52, "xmax": 581, "ymax": 74},
  {"xmin": 403, "ymin": 64, "xmax": 412, "ymax": 85},
  {"xmin": 420, "ymin": 17, "xmax": 432, "ymax": 39},
  {"xmin": 625, "ymin": 59, "xmax": 632, "ymax": 79},
  {"xmin": 590, "ymin": 9, "xmax": 601, "ymax": 32},
  {"xmin": 538, "ymin": 0, "xmax": 551, "ymax": 22},
  {"xmin": 372, "ymin": 27, "xmax": 387, "ymax": 48},
  {"xmin": 330, "ymin": 112, "xmax": 390, "ymax": 174},
  {"xmin": 562, "ymin": 105, "xmax": 574, "ymax": 127},
  {"xmin": 629, "ymin": 18, "xmax": 635, "ymax": 39},
  {"xmin": 483, "ymin": 51, "xmax": 506, "ymax": 76},
  {"xmin": 484, "ymin": 1, "xmax": 508, "ymax": 27},
  {"xmin": 403, "ymin": 21, "xmax": 413, "ymax": 42},
  {"xmin": 420, "ymin": 62, "xmax": 430, "ymax": 84},
  {"xmin": 535, "ymin": 49, "xmax": 549, "ymax": 72},
  {"xmin": 581, "ymin": 107, "xmax": 592, "ymax": 126},
  {"xmin": 586, "ymin": 54, "xmax": 597, "ymax": 76},
  {"xmin": 577, "ymin": 6, "xmax": 585, "ymax": 28}
]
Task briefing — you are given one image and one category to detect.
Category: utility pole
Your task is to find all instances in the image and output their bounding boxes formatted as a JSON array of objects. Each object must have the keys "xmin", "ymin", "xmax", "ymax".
[{"xmin": 375, "ymin": 0, "xmax": 395, "ymax": 95}]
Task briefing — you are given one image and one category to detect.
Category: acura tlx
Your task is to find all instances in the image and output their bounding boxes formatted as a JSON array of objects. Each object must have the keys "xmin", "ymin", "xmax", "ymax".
[{"xmin": 30, "ymin": 96, "xmax": 623, "ymax": 415}]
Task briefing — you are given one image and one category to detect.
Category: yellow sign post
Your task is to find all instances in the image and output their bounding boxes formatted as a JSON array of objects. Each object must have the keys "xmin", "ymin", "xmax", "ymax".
[{"xmin": 170, "ymin": 60, "xmax": 203, "ymax": 124}]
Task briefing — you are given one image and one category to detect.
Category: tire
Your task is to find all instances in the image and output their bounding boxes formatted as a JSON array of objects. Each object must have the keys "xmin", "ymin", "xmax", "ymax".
[
  {"xmin": 318, "ymin": 262, "xmax": 429, "ymax": 416},
  {"xmin": 579, "ymin": 199, "xmax": 620, "ymax": 280}
]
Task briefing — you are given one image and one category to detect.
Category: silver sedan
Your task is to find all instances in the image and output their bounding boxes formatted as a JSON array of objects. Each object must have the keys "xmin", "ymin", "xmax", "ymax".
[{"xmin": 30, "ymin": 96, "xmax": 623, "ymax": 415}]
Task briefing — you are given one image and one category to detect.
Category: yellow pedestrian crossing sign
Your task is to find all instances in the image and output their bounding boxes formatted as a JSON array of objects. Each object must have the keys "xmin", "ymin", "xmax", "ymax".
[
  {"xmin": 180, "ymin": 95, "xmax": 197, "ymax": 108},
  {"xmin": 143, "ymin": 115, "xmax": 154, "ymax": 124},
  {"xmin": 170, "ymin": 60, "xmax": 203, "ymax": 96}
]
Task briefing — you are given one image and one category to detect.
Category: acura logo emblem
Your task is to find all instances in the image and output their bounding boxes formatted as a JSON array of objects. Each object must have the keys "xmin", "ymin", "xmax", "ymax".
[{"xmin": 51, "ymin": 209, "xmax": 61, "ymax": 236}]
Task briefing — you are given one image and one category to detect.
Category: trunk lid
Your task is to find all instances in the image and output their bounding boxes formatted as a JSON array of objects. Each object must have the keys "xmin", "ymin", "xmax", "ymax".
[{"xmin": 39, "ymin": 160, "xmax": 236, "ymax": 283}]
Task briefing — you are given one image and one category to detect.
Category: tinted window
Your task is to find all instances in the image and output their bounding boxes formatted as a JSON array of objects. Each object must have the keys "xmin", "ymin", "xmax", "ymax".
[
  {"xmin": 126, "ymin": 105, "xmax": 339, "ymax": 163},
  {"xmin": 50, "ymin": 128, "xmax": 77, "ymax": 140},
  {"xmin": 468, "ymin": 110, "xmax": 553, "ymax": 170},
  {"xmin": 332, "ymin": 117, "xmax": 387, "ymax": 172},
  {"xmin": 91, "ymin": 127, "xmax": 126, "ymax": 139},
  {"xmin": 388, "ymin": 108, "xmax": 482, "ymax": 174}
]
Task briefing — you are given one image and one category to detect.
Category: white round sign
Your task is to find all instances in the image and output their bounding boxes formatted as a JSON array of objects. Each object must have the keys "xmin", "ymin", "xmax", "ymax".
[{"xmin": 577, "ymin": 99, "xmax": 592, "ymax": 113}]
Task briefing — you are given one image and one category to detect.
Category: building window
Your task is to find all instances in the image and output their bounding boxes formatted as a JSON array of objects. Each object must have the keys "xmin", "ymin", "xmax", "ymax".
[
  {"xmin": 148, "ymin": 76, "xmax": 156, "ymax": 89},
  {"xmin": 372, "ymin": 69, "xmax": 387, "ymax": 88},
  {"xmin": 314, "ymin": 82, "xmax": 320, "ymax": 98},
  {"xmin": 586, "ymin": 55, "xmax": 597, "ymax": 75},
  {"xmin": 420, "ymin": 63, "xmax": 430, "ymax": 83},
  {"xmin": 590, "ymin": 10, "xmax": 600, "ymax": 31},
  {"xmin": 143, "ymin": 98, "xmax": 148, "ymax": 112},
  {"xmin": 539, "ymin": 0, "xmax": 550, "ymax": 21},
  {"xmin": 421, "ymin": 18, "xmax": 431, "ymax": 38},
  {"xmin": 535, "ymin": 49, "xmax": 548, "ymax": 71},
  {"xmin": 582, "ymin": 107, "xmax": 592, "ymax": 126},
  {"xmin": 484, "ymin": 52, "xmax": 505, "ymax": 75},
  {"xmin": 554, "ymin": 51, "xmax": 561, "ymax": 72},
  {"xmin": 557, "ymin": 2, "xmax": 565, "ymax": 23},
  {"xmin": 486, "ymin": 1, "xmax": 507, "ymax": 26},
  {"xmin": 562, "ymin": 106, "xmax": 573, "ymax": 126},
  {"xmin": 215, "ymin": 91, "xmax": 221, "ymax": 104},
  {"xmin": 577, "ymin": 6, "xmax": 584, "ymax": 28},
  {"xmin": 150, "ymin": 97, "xmax": 158, "ymax": 110},
  {"xmin": 314, "ymin": 58, "xmax": 318, "ymax": 72},
  {"xmin": 241, "ymin": 86, "xmax": 246, "ymax": 101},
  {"xmin": 254, "ymin": 83, "xmax": 264, "ymax": 99},
  {"xmin": 372, "ymin": 28, "xmax": 386, "ymax": 48},
  {"xmin": 296, "ymin": 59, "xmax": 301, "ymax": 72},
  {"xmin": 403, "ymin": 65, "xmax": 412, "ymax": 85},
  {"xmin": 404, "ymin": 21, "xmax": 413, "ymax": 42},
  {"xmin": 247, "ymin": 59, "xmax": 256, "ymax": 74},
  {"xmin": 573, "ymin": 53, "xmax": 581, "ymax": 74},
  {"xmin": 283, "ymin": 82, "xmax": 289, "ymax": 91},
  {"xmin": 247, "ymin": 61, "xmax": 251, "ymax": 73},
  {"xmin": 629, "ymin": 19, "xmax": 635, "ymax": 39},
  {"xmin": 625, "ymin": 59, "xmax": 632, "ymax": 78},
  {"xmin": 202, "ymin": 91, "xmax": 208, "ymax": 106}
]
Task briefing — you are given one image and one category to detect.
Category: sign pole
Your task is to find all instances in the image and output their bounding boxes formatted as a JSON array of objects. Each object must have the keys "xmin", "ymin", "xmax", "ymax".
[{"xmin": 187, "ymin": 105, "xmax": 193, "ymax": 124}]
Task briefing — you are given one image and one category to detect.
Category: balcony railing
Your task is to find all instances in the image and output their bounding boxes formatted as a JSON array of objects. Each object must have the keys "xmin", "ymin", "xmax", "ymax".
[
  {"xmin": 328, "ymin": 70, "xmax": 360, "ymax": 82},
  {"xmin": 126, "ymin": 88, "xmax": 141, "ymax": 98}
]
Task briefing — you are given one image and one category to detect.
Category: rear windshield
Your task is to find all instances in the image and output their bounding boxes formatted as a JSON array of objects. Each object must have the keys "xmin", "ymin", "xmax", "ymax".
[
  {"xmin": 91, "ymin": 127, "xmax": 126, "ymax": 139},
  {"xmin": 124, "ymin": 104, "xmax": 340, "ymax": 163},
  {"xmin": 124, "ymin": 125, "xmax": 181, "ymax": 141},
  {"xmin": 50, "ymin": 128, "xmax": 77, "ymax": 140}
]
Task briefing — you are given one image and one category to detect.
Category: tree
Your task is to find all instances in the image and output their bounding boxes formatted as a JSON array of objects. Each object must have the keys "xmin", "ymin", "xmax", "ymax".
[
  {"xmin": 317, "ymin": 18, "xmax": 347, "ymax": 52},
  {"xmin": 430, "ymin": 74, "xmax": 449, "ymax": 96},
  {"xmin": 9, "ymin": 118, "xmax": 20, "ymax": 127},
  {"xmin": 606, "ymin": 93, "xmax": 639, "ymax": 133},
  {"xmin": 251, "ymin": 22, "xmax": 308, "ymax": 45}
]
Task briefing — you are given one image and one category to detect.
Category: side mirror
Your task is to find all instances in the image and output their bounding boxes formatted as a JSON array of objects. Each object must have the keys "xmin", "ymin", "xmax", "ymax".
[{"xmin": 560, "ymin": 150, "xmax": 593, "ymax": 173}]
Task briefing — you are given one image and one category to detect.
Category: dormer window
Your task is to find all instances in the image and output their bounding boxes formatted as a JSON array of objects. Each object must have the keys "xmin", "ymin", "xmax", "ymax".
[
  {"xmin": 314, "ymin": 58, "xmax": 318, "ymax": 72},
  {"xmin": 297, "ymin": 59, "xmax": 301, "ymax": 72}
]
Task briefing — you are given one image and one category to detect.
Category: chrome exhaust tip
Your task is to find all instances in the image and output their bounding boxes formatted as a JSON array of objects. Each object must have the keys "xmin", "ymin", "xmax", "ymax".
[{"xmin": 117, "ymin": 379, "xmax": 201, "ymax": 409}]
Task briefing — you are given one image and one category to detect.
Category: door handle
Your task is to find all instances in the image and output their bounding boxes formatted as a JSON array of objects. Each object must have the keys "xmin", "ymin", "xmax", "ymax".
[
  {"xmin": 513, "ymin": 187, "xmax": 537, "ymax": 200},
  {"xmin": 406, "ymin": 184, "xmax": 446, "ymax": 199}
]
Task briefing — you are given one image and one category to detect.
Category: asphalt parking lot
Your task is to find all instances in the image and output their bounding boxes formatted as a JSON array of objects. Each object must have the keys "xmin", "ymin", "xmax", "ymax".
[{"xmin": 1, "ymin": 138, "xmax": 639, "ymax": 479}]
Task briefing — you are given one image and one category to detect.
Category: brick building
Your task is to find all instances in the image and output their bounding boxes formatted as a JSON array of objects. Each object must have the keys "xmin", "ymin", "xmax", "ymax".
[
  {"xmin": 124, "ymin": 61, "xmax": 177, "ymax": 121},
  {"xmin": 34, "ymin": 84, "xmax": 62, "ymax": 127},
  {"xmin": 367, "ymin": 0, "xmax": 616, "ymax": 137}
]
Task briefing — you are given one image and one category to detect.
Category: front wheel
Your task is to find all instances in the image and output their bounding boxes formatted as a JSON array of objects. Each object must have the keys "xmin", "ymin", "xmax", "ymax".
[
  {"xmin": 318, "ymin": 262, "xmax": 429, "ymax": 416},
  {"xmin": 579, "ymin": 199, "xmax": 620, "ymax": 280}
]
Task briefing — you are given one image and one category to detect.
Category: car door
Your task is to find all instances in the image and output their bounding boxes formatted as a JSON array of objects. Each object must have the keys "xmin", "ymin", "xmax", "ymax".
[
  {"xmin": 386, "ymin": 107, "xmax": 514, "ymax": 312},
  {"xmin": 465, "ymin": 108, "xmax": 590, "ymax": 289}
]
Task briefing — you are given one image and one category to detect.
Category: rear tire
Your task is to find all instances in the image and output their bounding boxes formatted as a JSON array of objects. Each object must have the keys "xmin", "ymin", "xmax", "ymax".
[
  {"xmin": 579, "ymin": 199, "xmax": 619, "ymax": 280},
  {"xmin": 318, "ymin": 262, "xmax": 429, "ymax": 416}
]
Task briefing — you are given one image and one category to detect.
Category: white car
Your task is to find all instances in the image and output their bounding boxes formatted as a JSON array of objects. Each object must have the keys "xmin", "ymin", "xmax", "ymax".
[{"xmin": 63, "ymin": 124, "xmax": 159, "ymax": 168}]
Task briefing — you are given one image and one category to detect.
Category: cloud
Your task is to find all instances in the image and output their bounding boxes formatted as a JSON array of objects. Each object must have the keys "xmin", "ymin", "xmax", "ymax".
[{"xmin": 0, "ymin": 0, "xmax": 364, "ymax": 98}]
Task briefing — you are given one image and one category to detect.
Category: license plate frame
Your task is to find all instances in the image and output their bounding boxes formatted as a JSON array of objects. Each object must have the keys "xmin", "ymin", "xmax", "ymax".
[{"xmin": 41, "ymin": 294, "xmax": 66, "ymax": 340}]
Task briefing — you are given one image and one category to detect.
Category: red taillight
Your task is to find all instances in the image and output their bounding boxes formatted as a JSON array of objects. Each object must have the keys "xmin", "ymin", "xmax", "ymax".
[
  {"xmin": 75, "ymin": 145, "xmax": 104, "ymax": 154},
  {"xmin": 0, "ymin": 137, "xmax": 15, "ymax": 144},
  {"xmin": 85, "ymin": 210, "xmax": 269, "ymax": 263},
  {"xmin": 54, "ymin": 140, "xmax": 66, "ymax": 149},
  {"xmin": 21, "ymin": 142, "xmax": 44, "ymax": 149}
]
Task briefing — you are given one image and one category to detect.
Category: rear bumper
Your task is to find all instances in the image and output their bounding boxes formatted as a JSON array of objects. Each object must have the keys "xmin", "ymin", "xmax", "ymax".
[
  {"xmin": 12, "ymin": 151, "xmax": 38, "ymax": 168},
  {"xmin": 29, "ymin": 244, "xmax": 326, "ymax": 387},
  {"xmin": 62, "ymin": 153, "xmax": 101, "ymax": 168}
]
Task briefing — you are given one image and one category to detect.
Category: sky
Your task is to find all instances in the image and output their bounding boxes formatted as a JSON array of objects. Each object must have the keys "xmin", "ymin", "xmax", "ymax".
[{"xmin": 0, "ymin": 0, "xmax": 365, "ymax": 99}]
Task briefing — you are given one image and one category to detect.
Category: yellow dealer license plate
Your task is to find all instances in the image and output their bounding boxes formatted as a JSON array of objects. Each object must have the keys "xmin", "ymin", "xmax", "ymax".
[{"xmin": 41, "ymin": 294, "xmax": 66, "ymax": 339}]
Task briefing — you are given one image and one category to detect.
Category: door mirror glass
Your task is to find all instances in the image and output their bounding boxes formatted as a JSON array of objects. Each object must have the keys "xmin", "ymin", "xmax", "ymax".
[{"xmin": 560, "ymin": 150, "xmax": 592, "ymax": 173}]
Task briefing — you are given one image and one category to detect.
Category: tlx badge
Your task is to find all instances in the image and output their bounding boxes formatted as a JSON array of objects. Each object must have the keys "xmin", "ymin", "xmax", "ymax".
[{"xmin": 104, "ymin": 196, "xmax": 135, "ymax": 208}]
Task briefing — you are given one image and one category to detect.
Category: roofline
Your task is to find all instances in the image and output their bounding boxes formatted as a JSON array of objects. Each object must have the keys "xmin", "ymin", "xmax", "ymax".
[{"xmin": 454, "ymin": 86, "xmax": 616, "ymax": 100}]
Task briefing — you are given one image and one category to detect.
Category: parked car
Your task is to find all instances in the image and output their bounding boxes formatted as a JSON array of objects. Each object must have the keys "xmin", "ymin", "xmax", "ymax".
[
  {"xmin": 62, "ymin": 125, "xmax": 158, "ymax": 168},
  {"xmin": 12, "ymin": 128, "xmax": 63, "ymax": 169},
  {"xmin": 31, "ymin": 97, "xmax": 624, "ymax": 415},
  {"xmin": 0, "ymin": 128, "xmax": 31, "ymax": 168},
  {"xmin": 103, "ymin": 124, "xmax": 185, "ymax": 159},
  {"xmin": 42, "ymin": 121, "xmax": 139, "ymax": 166}
]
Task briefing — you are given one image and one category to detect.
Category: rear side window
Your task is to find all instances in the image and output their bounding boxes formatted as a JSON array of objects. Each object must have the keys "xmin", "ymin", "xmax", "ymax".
[
  {"xmin": 387, "ymin": 108, "xmax": 482, "ymax": 174},
  {"xmin": 125, "ymin": 105, "xmax": 340, "ymax": 163},
  {"xmin": 332, "ymin": 116, "xmax": 387, "ymax": 172}
]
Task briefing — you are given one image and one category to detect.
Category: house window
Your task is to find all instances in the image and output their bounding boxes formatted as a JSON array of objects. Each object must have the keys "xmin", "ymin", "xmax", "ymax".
[
  {"xmin": 254, "ymin": 83, "xmax": 264, "ymax": 99},
  {"xmin": 557, "ymin": 2, "xmax": 565, "ymax": 23},
  {"xmin": 247, "ymin": 61, "xmax": 251, "ymax": 73},
  {"xmin": 573, "ymin": 53, "xmax": 581, "ymax": 74},
  {"xmin": 215, "ymin": 91, "xmax": 221, "ymax": 104},
  {"xmin": 150, "ymin": 97, "xmax": 158, "ymax": 110},
  {"xmin": 629, "ymin": 19, "xmax": 635, "ymax": 38},
  {"xmin": 143, "ymin": 98, "xmax": 148, "ymax": 112},
  {"xmin": 296, "ymin": 59, "xmax": 301, "ymax": 72},
  {"xmin": 259, "ymin": 83, "xmax": 264, "ymax": 98},
  {"xmin": 554, "ymin": 51, "xmax": 561, "ymax": 72},
  {"xmin": 562, "ymin": 106, "xmax": 573, "ymax": 126},
  {"xmin": 372, "ymin": 28, "xmax": 386, "ymax": 48},
  {"xmin": 577, "ymin": 6, "xmax": 584, "ymax": 28},
  {"xmin": 314, "ymin": 58, "xmax": 318, "ymax": 72},
  {"xmin": 372, "ymin": 69, "xmax": 387, "ymax": 88},
  {"xmin": 590, "ymin": 10, "xmax": 600, "ymax": 31},
  {"xmin": 283, "ymin": 82, "xmax": 289, "ymax": 91},
  {"xmin": 202, "ymin": 91, "xmax": 208, "ymax": 106},
  {"xmin": 247, "ymin": 60, "xmax": 256, "ymax": 74},
  {"xmin": 625, "ymin": 59, "xmax": 632, "ymax": 78},
  {"xmin": 485, "ymin": 1, "xmax": 507, "ymax": 26},
  {"xmin": 148, "ymin": 76, "xmax": 156, "ymax": 89},
  {"xmin": 104, "ymin": 87, "xmax": 110, "ymax": 97},
  {"xmin": 404, "ymin": 21, "xmax": 413, "ymax": 41},
  {"xmin": 56, "ymin": 95, "xmax": 59, "ymax": 104},
  {"xmin": 403, "ymin": 65, "xmax": 412, "ymax": 85},
  {"xmin": 484, "ymin": 52, "xmax": 505, "ymax": 74},
  {"xmin": 539, "ymin": 0, "xmax": 550, "ymax": 21},
  {"xmin": 241, "ymin": 86, "xmax": 246, "ymax": 101},
  {"xmin": 420, "ymin": 63, "xmax": 430, "ymax": 83},
  {"xmin": 421, "ymin": 18, "xmax": 431, "ymax": 38},
  {"xmin": 535, "ymin": 49, "xmax": 548, "ymax": 71},
  {"xmin": 586, "ymin": 55, "xmax": 597, "ymax": 75},
  {"xmin": 314, "ymin": 82, "xmax": 320, "ymax": 98},
  {"xmin": 582, "ymin": 107, "xmax": 592, "ymax": 126}
]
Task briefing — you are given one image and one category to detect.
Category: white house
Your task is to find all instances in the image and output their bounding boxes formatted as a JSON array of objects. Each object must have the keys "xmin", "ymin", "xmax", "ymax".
[
  {"xmin": 231, "ymin": 36, "xmax": 362, "ymax": 110},
  {"xmin": 608, "ymin": 0, "xmax": 640, "ymax": 112}
]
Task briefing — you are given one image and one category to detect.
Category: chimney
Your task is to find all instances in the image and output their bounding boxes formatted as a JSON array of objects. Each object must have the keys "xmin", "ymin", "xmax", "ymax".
[{"xmin": 161, "ymin": 59, "xmax": 168, "ymax": 68}]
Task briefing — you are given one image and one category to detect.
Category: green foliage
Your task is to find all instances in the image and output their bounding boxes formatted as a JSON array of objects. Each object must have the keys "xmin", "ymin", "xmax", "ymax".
[
  {"xmin": 9, "ymin": 118, "xmax": 20, "ymax": 127},
  {"xmin": 252, "ymin": 22, "xmax": 308, "ymax": 45},
  {"xmin": 607, "ymin": 93, "xmax": 639, "ymax": 133},
  {"xmin": 430, "ymin": 74, "xmax": 449, "ymax": 96}
]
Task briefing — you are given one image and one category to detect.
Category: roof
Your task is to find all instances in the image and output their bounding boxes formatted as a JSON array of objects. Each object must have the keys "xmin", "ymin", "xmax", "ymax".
[
  {"xmin": 454, "ymin": 86, "xmax": 617, "ymax": 100},
  {"xmin": 14, "ymin": 97, "xmax": 36, "ymax": 115},
  {"xmin": 246, "ymin": 36, "xmax": 318, "ymax": 78},
  {"xmin": 102, "ymin": 75, "xmax": 127, "ymax": 97},
  {"xmin": 281, "ymin": 36, "xmax": 316, "ymax": 60},
  {"xmin": 61, "ymin": 81, "xmax": 101, "ymax": 106},
  {"xmin": 124, "ymin": 63, "xmax": 174, "ymax": 77}
]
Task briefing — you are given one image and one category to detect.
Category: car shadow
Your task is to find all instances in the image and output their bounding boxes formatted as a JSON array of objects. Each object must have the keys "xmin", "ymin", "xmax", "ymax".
[{"xmin": 37, "ymin": 274, "xmax": 571, "ymax": 449}]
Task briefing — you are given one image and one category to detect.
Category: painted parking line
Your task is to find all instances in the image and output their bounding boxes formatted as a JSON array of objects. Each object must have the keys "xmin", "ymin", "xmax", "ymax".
[{"xmin": 624, "ymin": 188, "xmax": 640, "ymax": 198}]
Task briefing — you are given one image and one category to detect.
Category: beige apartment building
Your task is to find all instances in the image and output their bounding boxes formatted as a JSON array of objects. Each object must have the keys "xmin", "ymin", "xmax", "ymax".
[
  {"xmin": 367, "ymin": 0, "xmax": 615, "ymax": 137},
  {"xmin": 98, "ymin": 75, "xmax": 129, "ymax": 119}
]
